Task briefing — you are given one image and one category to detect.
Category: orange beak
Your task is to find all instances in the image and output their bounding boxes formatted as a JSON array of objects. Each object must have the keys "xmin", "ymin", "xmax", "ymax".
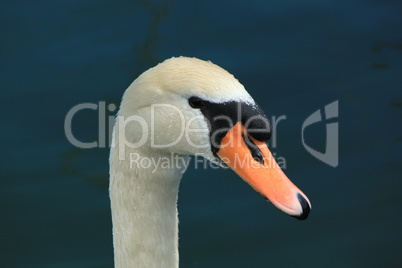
[{"xmin": 217, "ymin": 122, "xmax": 311, "ymax": 220}]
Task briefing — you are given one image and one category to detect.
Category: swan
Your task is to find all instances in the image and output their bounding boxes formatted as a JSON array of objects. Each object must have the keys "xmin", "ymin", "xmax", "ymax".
[{"xmin": 109, "ymin": 57, "xmax": 311, "ymax": 267}]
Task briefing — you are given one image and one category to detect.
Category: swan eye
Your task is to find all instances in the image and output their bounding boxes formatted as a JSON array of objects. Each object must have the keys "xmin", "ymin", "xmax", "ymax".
[{"xmin": 188, "ymin": 97, "xmax": 204, "ymax": 109}]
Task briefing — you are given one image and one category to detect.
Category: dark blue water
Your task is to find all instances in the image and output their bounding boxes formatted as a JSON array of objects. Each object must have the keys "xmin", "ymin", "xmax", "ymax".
[{"xmin": 2, "ymin": 1, "xmax": 402, "ymax": 267}]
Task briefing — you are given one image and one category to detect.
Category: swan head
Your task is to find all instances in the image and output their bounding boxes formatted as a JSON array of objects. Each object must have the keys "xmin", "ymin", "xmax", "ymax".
[{"xmin": 115, "ymin": 57, "xmax": 311, "ymax": 220}]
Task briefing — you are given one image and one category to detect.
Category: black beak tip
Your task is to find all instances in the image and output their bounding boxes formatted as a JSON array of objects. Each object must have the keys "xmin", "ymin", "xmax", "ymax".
[{"xmin": 292, "ymin": 193, "xmax": 311, "ymax": 221}]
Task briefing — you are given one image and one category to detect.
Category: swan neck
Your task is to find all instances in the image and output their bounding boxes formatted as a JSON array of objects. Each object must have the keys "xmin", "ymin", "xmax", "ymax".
[{"xmin": 110, "ymin": 147, "xmax": 188, "ymax": 268}]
